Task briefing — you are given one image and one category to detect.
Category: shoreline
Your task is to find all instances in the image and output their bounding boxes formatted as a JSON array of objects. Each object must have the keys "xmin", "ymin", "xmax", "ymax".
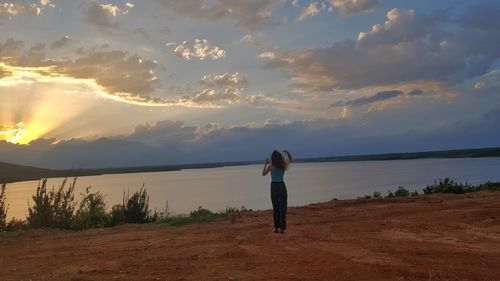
[{"xmin": 2, "ymin": 146, "xmax": 500, "ymax": 184}]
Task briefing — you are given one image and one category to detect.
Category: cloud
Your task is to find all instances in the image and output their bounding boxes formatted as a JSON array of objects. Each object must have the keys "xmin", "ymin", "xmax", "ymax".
[
  {"xmin": 0, "ymin": 38, "xmax": 23, "ymax": 57},
  {"xmin": 50, "ymin": 35, "xmax": 71, "ymax": 49},
  {"xmin": 458, "ymin": 2, "xmax": 500, "ymax": 31},
  {"xmin": 4, "ymin": 107, "xmax": 500, "ymax": 169},
  {"xmin": 167, "ymin": 39, "xmax": 226, "ymax": 61},
  {"xmin": 264, "ymin": 5, "xmax": 500, "ymax": 91},
  {"xmin": 29, "ymin": 43, "xmax": 45, "ymax": 52},
  {"xmin": 297, "ymin": 2, "xmax": 320, "ymax": 21},
  {"xmin": 156, "ymin": 0, "xmax": 284, "ymax": 30},
  {"xmin": 258, "ymin": 51, "xmax": 276, "ymax": 59},
  {"xmin": 237, "ymin": 33, "xmax": 274, "ymax": 49},
  {"xmin": 0, "ymin": 39, "xmax": 174, "ymax": 106},
  {"xmin": 190, "ymin": 88, "xmax": 241, "ymax": 105},
  {"xmin": 474, "ymin": 69, "xmax": 500, "ymax": 93},
  {"xmin": 134, "ymin": 28, "xmax": 152, "ymax": 40},
  {"xmin": 330, "ymin": 0, "xmax": 378, "ymax": 16},
  {"xmin": 0, "ymin": 123, "xmax": 25, "ymax": 144},
  {"xmin": 332, "ymin": 90, "xmax": 404, "ymax": 107},
  {"xmin": 0, "ymin": 2, "xmax": 41, "ymax": 16},
  {"xmin": 357, "ymin": 9, "xmax": 446, "ymax": 48},
  {"xmin": 200, "ymin": 72, "xmax": 247, "ymax": 88},
  {"xmin": 85, "ymin": 3, "xmax": 122, "ymax": 29}
]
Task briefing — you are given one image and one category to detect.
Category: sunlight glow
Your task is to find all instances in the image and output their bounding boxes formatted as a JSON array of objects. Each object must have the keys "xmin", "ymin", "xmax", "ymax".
[{"xmin": 0, "ymin": 62, "xmax": 221, "ymax": 144}]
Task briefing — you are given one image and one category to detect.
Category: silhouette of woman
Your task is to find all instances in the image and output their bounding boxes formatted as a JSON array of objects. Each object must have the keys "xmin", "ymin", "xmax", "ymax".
[{"xmin": 262, "ymin": 150, "xmax": 292, "ymax": 233}]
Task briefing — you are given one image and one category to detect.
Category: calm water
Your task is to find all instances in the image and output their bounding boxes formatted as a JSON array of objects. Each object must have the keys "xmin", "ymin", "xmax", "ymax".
[{"xmin": 4, "ymin": 158, "xmax": 500, "ymax": 219}]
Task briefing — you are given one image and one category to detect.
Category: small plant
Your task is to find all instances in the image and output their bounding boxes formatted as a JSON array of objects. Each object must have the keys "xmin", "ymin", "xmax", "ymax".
[
  {"xmin": 109, "ymin": 204, "xmax": 126, "ymax": 226},
  {"xmin": 0, "ymin": 184, "xmax": 7, "ymax": 231},
  {"xmin": 72, "ymin": 187, "xmax": 109, "ymax": 230},
  {"xmin": 109, "ymin": 186, "xmax": 153, "ymax": 225},
  {"xmin": 27, "ymin": 178, "xmax": 77, "ymax": 229},
  {"xmin": 373, "ymin": 191, "xmax": 382, "ymax": 199},
  {"xmin": 6, "ymin": 218, "xmax": 28, "ymax": 232},
  {"xmin": 423, "ymin": 178, "xmax": 475, "ymax": 194},
  {"xmin": 387, "ymin": 190, "xmax": 394, "ymax": 198},
  {"xmin": 123, "ymin": 186, "xmax": 151, "ymax": 224},
  {"xmin": 394, "ymin": 186, "xmax": 410, "ymax": 197}
]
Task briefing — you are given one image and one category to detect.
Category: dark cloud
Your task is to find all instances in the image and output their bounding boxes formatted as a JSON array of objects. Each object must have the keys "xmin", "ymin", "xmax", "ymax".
[
  {"xmin": 2, "ymin": 108, "xmax": 500, "ymax": 169},
  {"xmin": 458, "ymin": 2, "xmax": 500, "ymax": 31},
  {"xmin": 332, "ymin": 90, "xmax": 404, "ymax": 107},
  {"xmin": 156, "ymin": 0, "xmax": 284, "ymax": 30},
  {"xmin": 264, "ymin": 5, "xmax": 500, "ymax": 91},
  {"xmin": 29, "ymin": 43, "xmax": 45, "ymax": 52},
  {"xmin": 0, "ymin": 38, "xmax": 24, "ymax": 57},
  {"xmin": 84, "ymin": 3, "xmax": 121, "ymax": 30},
  {"xmin": 50, "ymin": 35, "xmax": 71, "ymax": 49},
  {"xmin": 408, "ymin": 89, "xmax": 423, "ymax": 96},
  {"xmin": 330, "ymin": 0, "xmax": 378, "ymax": 16}
]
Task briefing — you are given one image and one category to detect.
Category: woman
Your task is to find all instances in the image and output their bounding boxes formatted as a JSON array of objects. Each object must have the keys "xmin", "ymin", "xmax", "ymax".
[{"xmin": 262, "ymin": 149, "xmax": 293, "ymax": 233}]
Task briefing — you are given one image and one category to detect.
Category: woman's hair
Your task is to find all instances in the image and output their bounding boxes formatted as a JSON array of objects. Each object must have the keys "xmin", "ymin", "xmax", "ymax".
[{"xmin": 271, "ymin": 150, "xmax": 289, "ymax": 170}]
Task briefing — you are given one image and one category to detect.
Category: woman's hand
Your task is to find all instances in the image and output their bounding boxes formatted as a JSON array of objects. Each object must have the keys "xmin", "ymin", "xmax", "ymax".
[{"xmin": 283, "ymin": 150, "xmax": 293, "ymax": 162}]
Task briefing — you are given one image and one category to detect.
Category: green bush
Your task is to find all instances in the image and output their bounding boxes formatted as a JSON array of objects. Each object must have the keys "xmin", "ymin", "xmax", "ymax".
[
  {"xmin": 394, "ymin": 186, "xmax": 410, "ymax": 197},
  {"xmin": 476, "ymin": 181, "xmax": 500, "ymax": 191},
  {"xmin": 109, "ymin": 204, "xmax": 126, "ymax": 226},
  {"xmin": 373, "ymin": 191, "xmax": 382, "ymax": 199},
  {"xmin": 109, "ymin": 187, "xmax": 153, "ymax": 225},
  {"xmin": 6, "ymin": 218, "xmax": 28, "ymax": 232},
  {"xmin": 27, "ymin": 178, "xmax": 77, "ymax": 229},
  {"xmin": 72, "ymin": 187, "xmax": 109, "ymax": 230},
  {"xmin": 123, "ymin": 186, "xmax": 151, "ymax": 224},
  {"xmin": 0, "ymin": 184, "xmax": 7, "ymax": 231},
  {"xmin": 423, "ymin": 178, "xmax": 475, "ymax": 194}
]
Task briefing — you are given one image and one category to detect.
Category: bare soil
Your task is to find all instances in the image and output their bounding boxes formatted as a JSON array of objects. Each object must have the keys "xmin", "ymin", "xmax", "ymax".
[{"xmin": 1, "ymin": 192, "xmax": 500, "ymax": 281}]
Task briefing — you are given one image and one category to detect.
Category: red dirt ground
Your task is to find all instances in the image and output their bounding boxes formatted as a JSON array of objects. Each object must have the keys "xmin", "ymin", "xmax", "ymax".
[{"xmin": 1, "ymin": 192, "xmax": 500, "ymax": 281}]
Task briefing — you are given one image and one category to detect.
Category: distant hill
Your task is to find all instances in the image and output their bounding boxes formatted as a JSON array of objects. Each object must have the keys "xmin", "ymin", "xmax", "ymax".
[
  {"xmin": 2, "ymin": 147, "xmax": 500, "ymax": 184},
  {"xmin": 0, "ymin": 162, "xmax": 67, "ymax": 184}
]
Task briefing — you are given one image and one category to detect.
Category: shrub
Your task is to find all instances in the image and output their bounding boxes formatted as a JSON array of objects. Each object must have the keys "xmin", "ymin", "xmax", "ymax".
[
  {"xmin": 373, "ymin": 191, "xmax": 382, "ymax": 199},
  {"xmin": 394, "ymin": 186, "xmax": 410, "ymax": 197},
  {"xmin": 387, "ymin": 190, "xmax": 394, "ymax": 198},
  {"xmin": 423, "ymin": 178, "xmax": 475, "ymax": 194},
  {"xmin": 423, "ymin": 185, "xmax": 434, "ymax": 195},
  {"xmin": 109, "ymin": 204, "xmax": 126, "ymax": 226},
  {"xmin": 27, "ymin": 178, "xmax": 77, "ymax": 229},
  {"xmin": 6, "ymin": 218, "xmax": 28, "ymax": 232},
  {"xmin": 123, "ymin": 186, "xmax": 151, "ymax": 224},
  {"xmin": 0, "ymin": 184, "xmax": 7, "ymax": 231},
  {"xmin": 72, "ymin": 187, "xmax": 109, "ymax": 230},
  {"xmin": 109, "ymin": 186, "xmax": 153, "ymax": 225},
  {"xmin": 477, "ymin": 181, "xmax": 500, "ymax": 191}
]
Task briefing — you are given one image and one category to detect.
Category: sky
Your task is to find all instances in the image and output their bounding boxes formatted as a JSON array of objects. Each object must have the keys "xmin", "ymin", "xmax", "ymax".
[{"xmin": 0, "ymin": 0, "xmax": 500, "ymax": 169}]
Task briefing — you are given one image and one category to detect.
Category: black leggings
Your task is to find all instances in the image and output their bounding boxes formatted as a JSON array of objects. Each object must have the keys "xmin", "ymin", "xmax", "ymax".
[{"xmin": 271, "ymin": 182, "xmax": 288, "ymax": 230}]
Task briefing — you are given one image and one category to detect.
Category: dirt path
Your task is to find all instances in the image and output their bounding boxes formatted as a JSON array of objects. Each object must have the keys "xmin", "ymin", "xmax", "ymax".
[{"xmin": 1, "ymin": 192, "xmax": 500, "ymax": 281}]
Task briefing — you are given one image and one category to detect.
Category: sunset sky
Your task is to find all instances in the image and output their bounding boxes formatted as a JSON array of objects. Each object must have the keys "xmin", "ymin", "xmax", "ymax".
[{"xmin": 1, "ymin": 0, "xmax": 500, "ymax": 168}]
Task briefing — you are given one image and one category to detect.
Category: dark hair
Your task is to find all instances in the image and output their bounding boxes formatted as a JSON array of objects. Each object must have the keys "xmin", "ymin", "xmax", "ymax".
[{"xmin": 271, "ymin": 150, "xmax": 288, "ymax": 171}]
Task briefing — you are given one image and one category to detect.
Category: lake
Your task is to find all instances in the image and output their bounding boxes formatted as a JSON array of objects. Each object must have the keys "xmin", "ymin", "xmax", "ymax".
[{"xmin": 4, "ymin": 157, "xmax": 500, "ymax": 220}]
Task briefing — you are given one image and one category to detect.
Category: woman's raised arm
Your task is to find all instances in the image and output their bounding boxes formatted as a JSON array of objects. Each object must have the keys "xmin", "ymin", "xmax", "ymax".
[{"xmin": 283, "ymin": 150, "xmax": 293, "ymax": 162}]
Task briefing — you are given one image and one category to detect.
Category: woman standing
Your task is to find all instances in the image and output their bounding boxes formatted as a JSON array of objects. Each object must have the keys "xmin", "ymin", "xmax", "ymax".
[{"xmin": 262, "ymin": 150, "xmax": 293, "ymax": 233}]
